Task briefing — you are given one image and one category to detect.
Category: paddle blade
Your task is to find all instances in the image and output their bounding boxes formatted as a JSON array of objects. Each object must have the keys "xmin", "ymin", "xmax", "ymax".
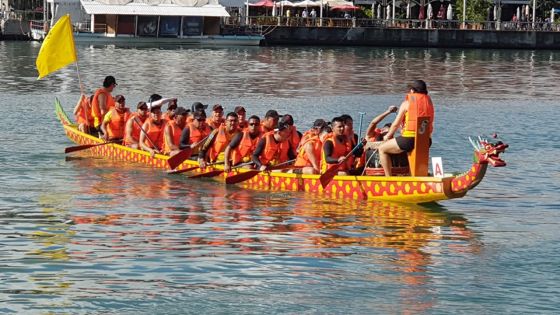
[
  {"xmin": 167, "ymin": 148, "xmax": 192, "ymax": 170},
  {"xmin": 166, "ymin": 165, "xmax": 200, "ymax": 175},
  {"xmin": 188, "ymin": 170, "xmax": 224, "ymax": 179},
  {"xmin": 64, "ymin": 142, "xmax": 104, "ymax": 154},
  {"xmin": 225, "ymin": 170, "xmax": 260, "ymax": 185},
  {"xmin": 319, "ymin": 165, "xmax": 339, "ymax": 188}
]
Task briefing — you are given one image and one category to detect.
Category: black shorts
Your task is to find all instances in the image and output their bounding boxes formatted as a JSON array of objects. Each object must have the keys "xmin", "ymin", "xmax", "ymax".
[{"xmin": 396, "ymin": 136, "xmax": 415, "ymax": 152}]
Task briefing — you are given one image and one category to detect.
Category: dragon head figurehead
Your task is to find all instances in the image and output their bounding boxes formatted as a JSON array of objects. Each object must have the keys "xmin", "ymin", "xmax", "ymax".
[{"xmin": 471, "ymin": 135, "xmax": 508, "ymax": 167}]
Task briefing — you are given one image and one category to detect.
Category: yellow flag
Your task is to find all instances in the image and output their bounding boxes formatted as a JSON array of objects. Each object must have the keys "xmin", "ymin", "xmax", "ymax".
[{"xmin": 36, "ymin": 14, "xmax": 77, "ymax": 79}]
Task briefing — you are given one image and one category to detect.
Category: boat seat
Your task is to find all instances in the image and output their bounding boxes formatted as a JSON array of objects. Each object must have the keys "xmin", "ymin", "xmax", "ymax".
[{"xmin": 407, "ymin": 116, "xmax": 431, "ymax": 176}]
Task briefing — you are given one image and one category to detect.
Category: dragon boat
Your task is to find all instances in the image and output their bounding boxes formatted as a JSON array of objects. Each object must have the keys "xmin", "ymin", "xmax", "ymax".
[{"xmin": 56, "ymin": 99, "xmax": 508, "ymax": 204}]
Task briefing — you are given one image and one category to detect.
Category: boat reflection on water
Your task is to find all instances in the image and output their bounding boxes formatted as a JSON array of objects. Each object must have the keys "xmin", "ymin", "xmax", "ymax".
[{"xmin": 21, "ymin": 157, "xmax": 483, "ymax": 311}]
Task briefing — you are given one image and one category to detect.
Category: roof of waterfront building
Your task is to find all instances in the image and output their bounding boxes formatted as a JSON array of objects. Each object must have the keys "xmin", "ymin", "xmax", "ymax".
[{"xmin": 80, "ymin": 0, "xmax": 229, "ymax": 17}]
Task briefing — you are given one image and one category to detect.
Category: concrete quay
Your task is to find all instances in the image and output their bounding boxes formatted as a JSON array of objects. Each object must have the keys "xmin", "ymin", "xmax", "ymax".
[{"xmin": 263, "ymin": 26, "xmax": 560, "ymax": 49}]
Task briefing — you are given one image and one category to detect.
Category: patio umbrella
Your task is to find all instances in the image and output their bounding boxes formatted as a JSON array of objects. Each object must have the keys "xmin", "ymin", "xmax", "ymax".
[
  {"xmin": 446, "ymin": 4, "xmax": 452, "ymax": 20},
  {"xmin": 525, "ymin": 5, "xmax": 529, "ymax": 17},
  {"xmin": 406, "ymin": 1, "xmax": 410, "ymax": 19},
  {"xmin": 419, "ymin": 5, "xmax": 425, "ymax": 20},
  {"xmin": 272, "ymin": 3, "xmax": 276, "ymax": 16},
  {"xmin": 427, "ymin": 3, "xmax": 432, "ymax": 19},
  {"xmin": 552, "ymin": 8, "xmax": 555, "ymax": 23},
  {"xmin": 494, "ymin": 5, "xmax": 497, "ymax": 21},
  {"xmin": 517, "ymin": 6, "xmax": 520, "ymax": 20},
  {"xmin": 377, "ymin": 3, "xmax": 381, "ymax": 19},
  {"xmin": 371, "ymin": 2, "xmax": 375, "ymax": 18}
]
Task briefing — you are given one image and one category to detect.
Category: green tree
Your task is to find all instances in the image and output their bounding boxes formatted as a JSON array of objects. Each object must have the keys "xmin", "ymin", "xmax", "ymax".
[{"xmin": 456, "ymin": 0, "xmax": 492, "ymax": 22}]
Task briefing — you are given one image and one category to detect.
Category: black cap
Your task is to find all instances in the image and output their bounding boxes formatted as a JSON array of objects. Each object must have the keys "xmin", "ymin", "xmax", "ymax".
[
  {"xmin": 265, "ymin": 110, "xmax": 279, "ymax": 119},
  {"xmin": 193, "ymin": 110, "xmax": 207, "ymax": 119},
  {"xmin": 137, "ymin": 101, "xmax": 148, "ymax": 109},
  {"xmin": 191, "ymin": 102, "xmax": 208, "ymax": 112},
  {"xmin": 174, "ymin": 107, "xmax": 189, "ymax": 116},
  {"xmin": 275, "ymin": 122, "xmax": 289, "ymax": 131},
  {"xmin": 408, "ymin": 80, "xmax": 428, "ymax": 94},
  {"xmin": 280, "ymin": 114, "xmax": 294, "ymax": 126},
  {"xmin": 103, "ymin": 76, "xmax": 117, "ymax": 88},
  {"xmin": 234, "ymin": 106, "xmax": 246, "ymax": 113},
  {"xmin": 313, "ymin": 119, "xmax": 327, "ymax": 129}
]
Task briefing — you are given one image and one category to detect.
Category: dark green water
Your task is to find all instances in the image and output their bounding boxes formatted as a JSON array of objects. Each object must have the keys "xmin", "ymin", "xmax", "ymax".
[{"xmin": 0, "ymin": 41, "xmax": 558, "ymax": 314}]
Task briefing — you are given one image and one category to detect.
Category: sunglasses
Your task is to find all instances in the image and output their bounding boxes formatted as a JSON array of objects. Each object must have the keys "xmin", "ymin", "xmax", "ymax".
[
  {"xmin": 196, "ymin": 118, "xmax": 206, "ymax": 122},
  {"xmin": 249, "ymin": 123, "xmax": 259, "ymax": 126}
]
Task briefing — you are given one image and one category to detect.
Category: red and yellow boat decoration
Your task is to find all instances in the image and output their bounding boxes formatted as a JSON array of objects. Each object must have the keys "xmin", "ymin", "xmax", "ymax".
[{"xmin": 56, "ymin": 99, "xmax": 508, "ymax": 204}]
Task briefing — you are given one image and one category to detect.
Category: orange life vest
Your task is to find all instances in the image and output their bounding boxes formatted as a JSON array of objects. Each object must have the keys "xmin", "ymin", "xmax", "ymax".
[
  {"xmin": 144, "ymin": 119, "xmax": 165, "ymax": 150},
  {"xmin": 321, "ymin": 133, "xmax": 352, "ymax": 173},
  {"xmin": 163, "ymin": 120, "xmax": 184, "ymax": 154},
  {"xmin": 188, "ymin": 122, "xmax": 211, "ymax": 155},
  {"xmin": 288, "ymin": 126, "xmax": 301, "ymax": 151},
  {"xmin": 123, "ymin": 113, "xmax": 147, "ymax": 146},
  {"xmin": 294, "ymin": 130, "xmax": 322, "ymax": 168},
  {"xmin": 91, "ymin": 88, "xmax": 115, "ymax": 128},
  {"xmin": 231, "ymin": 131, "xmax": 261, "ymax": 165},
  {"xmin": 106, "ymin": 108, "xmax": 130, "ymax": 140},
  {"xmin": 75, "ymin": 96, "xmax": 94, "ymax": 126},
  {"xmin": 402, "ymin": 93, "xmax": 435, "ymax": 138},
  {"xmin": 207, "ymin": 125, "xmax": 236, "ymax": 162},
  {"xmin": 258, "ymin": 131, "xmax": 290, "ymax": 166}
]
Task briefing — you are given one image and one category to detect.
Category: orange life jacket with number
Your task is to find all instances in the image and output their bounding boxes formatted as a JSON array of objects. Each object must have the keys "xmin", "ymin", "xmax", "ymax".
[
  {"xmin": 91, "ymin": 88, "xmax": 115, "ymax": 128},
  {"xmin": 231, "ymin": 131, "xmax": 261, "ymax": 165},
  {"xmin": 106, "ymin": 108, "xmax": 130, "ymax": 140},
  {"xmin": 144, "ymin": 119, "xmax": 165, "ymax": 150},
  {"xmin": 163, "ymin": 120, "xmax": 184, "ymax": 154},
  {"xmin": 401, "ymin": 93, "xmax": 435, "ymax": 138},
  {"xmin": 208, "ymin": 125, "xmax": 236, "ymax": 162},
  {"xmin": 321, "ymin": 133, "xmax": 352, "ymax": 173},
  {"xmin": 259, "ymin": 131, "xmax": 290, "ymax": 166},
  {"xmin": 294, "ymin": 130, "xmax": 322, "ymax": 168}
]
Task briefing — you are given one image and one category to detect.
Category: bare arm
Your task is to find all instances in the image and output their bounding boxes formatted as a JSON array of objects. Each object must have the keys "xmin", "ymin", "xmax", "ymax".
[
  {"xmin": 73, "ymin": 95, "xmax": 85, "ymax": 115},
  {"xmin": 305, "ymin": 142, "xmax": 320, "ymax": 172},
  {"xmin": 124, "ymin": 117, "xmax": 136, "ymax": 145},
  {"xmin": 139, "ymin": 121, "xmax": 153, "ymax": 152},
  {"xmin": 385, "ymin": 100, "xmax": 409, "ymax": 140},
  {"xmin": 163, "ymin": 123, "xmax": 177, "ymax": 152},
  {"xmin": 366, "ymin": 105, "xmax": 398, "ymax": 138},
  {"xmin": 98, "ymin": 93, "xmax": 107, "ymax": 117}
]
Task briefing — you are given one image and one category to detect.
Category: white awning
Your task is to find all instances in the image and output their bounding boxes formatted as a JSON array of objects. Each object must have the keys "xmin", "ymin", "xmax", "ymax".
[{"xmin": 80, "ymin": 1, "xmax": 230, "ymax": 17}]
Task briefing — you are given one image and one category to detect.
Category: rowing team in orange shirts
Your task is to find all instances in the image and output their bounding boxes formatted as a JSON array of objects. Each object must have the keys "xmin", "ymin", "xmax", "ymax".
[{"xmin": 74, "ymin": 76, "xmax": 434, "ymax": 176}]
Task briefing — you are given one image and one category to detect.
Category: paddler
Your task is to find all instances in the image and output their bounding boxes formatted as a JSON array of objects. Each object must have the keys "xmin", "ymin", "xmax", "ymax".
[
  {"xmin": 198, "ymin": 112, "xmax": 240, "ymax": 168},
  {"xmin": 100, "ymin": 95, "xmax": 130, "ymax": 143},
  {"xmin": 293, "ymin": 119, "xmax": 328, "ymax": 174},
  {"xmin": 162, "ymin": 99, "xmax": 178, "ymax": 123},
  {"xmin": 186, "ymin": 102, "xmax": 208, "ymax": 124},
  {"xmin": 261, "ymin": 110, "xmax": 280, "ymax": 133},
  {"xmin": 73, "ymin": 94, "xmax": 94, "ymax": 134},
  {"xmin": 179, "ymin": 110, "xmax": 212, "ymax": 159},
  {"xmin": 207, "ymin": 104, "xmax": 225, "ymax": 130},
  {"xmin": 280, "ymin": 114, "xmax": 302, "ymax": 153},
  {"xmin": 252, "ymin": 122, "xmax": 295, "ymax": 171},
  {"xmin": 361, "ymin": 105, "xmax": 398, "ymax": 168},
  {"xmin": 223, "ymin": 115, "xmax": 262, "ymax": 173},
  {"xmin": 378, "ymin": 80, "xmax": 435, "ymax": 176},
  {"xmin": 321, "ymin": 116, "xmax": 362, "ymax": 176},
  {"xmin": 234, "ymin": 106, "xmax": 248, "ymax": 130},
  {"xmin": 91, "ymin": 75, "xmax": 117, "ymax": 135},
  {"xmin": 123, "ymin": 101, "xmax": 149, "ymax": 149},
  {"xmin": 139, "ymin": 102, "xmax": 165, "ymax": 157},
  {"xmin": 163, "ymin": 107, "xmax": 189, "ymax": 156}
]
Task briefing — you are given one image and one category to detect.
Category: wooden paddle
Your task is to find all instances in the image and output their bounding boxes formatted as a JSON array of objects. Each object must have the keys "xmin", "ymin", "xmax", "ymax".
[
  {"xmin": 225, "ymin": 159, "xmax": 295, "ymax": 185},
  {"xmin": 64, "ymin": 140, "xmax": 118, "ymax": 154},
  {"xmin": 319, "ymin": 112, "xmax": 366, "ymax": 188},
  {"xmin": 167, "ymin": 133, "xmax": 212, "ymax": 170},
  {"xmin": 167, "ymin": 147, "xmax": 192, "ymax": 170},
  {"xmin": 166, "ymin": 165, "xmax": 200, "ymax": 175}
]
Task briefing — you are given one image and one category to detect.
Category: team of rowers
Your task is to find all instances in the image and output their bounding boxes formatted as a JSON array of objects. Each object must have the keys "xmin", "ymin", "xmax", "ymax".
[{"xmin": 74, "ymin": 76, "xmax": 434, "ymax": 176}]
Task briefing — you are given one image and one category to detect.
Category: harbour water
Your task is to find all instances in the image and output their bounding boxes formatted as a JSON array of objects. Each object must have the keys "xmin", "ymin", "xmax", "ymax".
[{"xmin": 0, "ymin": 41, "xmax": 559, "ymax": 314}]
